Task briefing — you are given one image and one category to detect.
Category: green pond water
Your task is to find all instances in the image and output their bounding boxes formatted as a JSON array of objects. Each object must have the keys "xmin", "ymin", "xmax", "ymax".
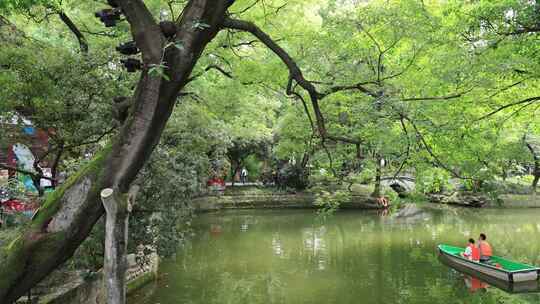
[{"xmin": 129, "ymin": 208, "xmax": 540, "ymax": 304}]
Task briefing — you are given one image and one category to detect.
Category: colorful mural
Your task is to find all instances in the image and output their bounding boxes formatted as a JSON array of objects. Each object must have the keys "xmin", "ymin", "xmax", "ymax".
[{"xmin": 1, "ymin": 113, "xmax": 51, "ymax": 218}]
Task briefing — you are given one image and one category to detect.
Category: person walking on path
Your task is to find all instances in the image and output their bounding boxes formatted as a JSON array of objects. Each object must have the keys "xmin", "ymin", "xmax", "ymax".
[{"xmin": 241, "ymin": 167, "xmax": 248, "ymax": 184}]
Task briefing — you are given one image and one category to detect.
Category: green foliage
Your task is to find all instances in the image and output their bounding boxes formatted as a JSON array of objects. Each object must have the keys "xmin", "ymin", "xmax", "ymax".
[
  {"xmin": 129, "ymin": 102, "xmax": 231, "ymax": 258},
  {"xmin": 276, "ymin": 162, "xmax": 310, "ymax": 190},
  {"xmin": 0, "ymin": 0, "xmax": 53, "ymax": 12},
  {"xmin": 309, "ymin": 168, "xmax": 339, "ymax": 187},
  {"xmin": 314, "ymin": 189, "xmax": 351, "ymax": 217},
  {"xmin": 2, "ymin": 0, "xmax": 540, "ymax": 282},
  {"xmin": 0, "ymin": 22, "xmax": 119, "ymax": 179},
  {"xmin": 416, "ymin": 168, "xmax": 454, "ymax": 194},
  {"xmin": 70, "ymin": 219, "xmax": 105, "ymax": 271}
]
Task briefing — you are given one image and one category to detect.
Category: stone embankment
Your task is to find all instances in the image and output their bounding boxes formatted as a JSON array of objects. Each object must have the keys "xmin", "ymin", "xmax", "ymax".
[
  {"xmin": 428, "ymin": 192, "xmax": 540, "ymax": 208},
  {"xmin": 16, "ymin": 252, "xmax": 158, "ymax": 304},
  {"xmin": 497, "ymin": 194, "xmax": 540, "ymax": 208},
  {"xmin": 196, "ymin": 185, "xmax": 540, "ymax": 211},
  {"xmin": 191, "ymin": 190, "xmax": 386, "ymax": 212}
]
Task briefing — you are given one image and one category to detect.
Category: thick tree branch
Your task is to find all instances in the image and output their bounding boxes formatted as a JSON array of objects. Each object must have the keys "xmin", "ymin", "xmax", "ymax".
[
  {"xmin": 222, "ymin": 18, "xmax": 318, "ymax": 97},
  {"xmin": 117, "ymin": 0, "xmax": 164, "ymax": 62},
  {"xmin": 57, "ymin": 11, "xmax": 88, "ymax": 53}
]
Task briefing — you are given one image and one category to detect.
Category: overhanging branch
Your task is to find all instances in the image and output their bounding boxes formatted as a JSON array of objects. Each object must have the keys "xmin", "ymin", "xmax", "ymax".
[
  {"xmin": 222, "ymin": 17, "xmax": 362, "ymax": 145},
  {"xmin": 401, "ymin": 114, "xmax": 469, "ymax": 180},
  {"xmin": 187, "ymin": 64, "xmax": 234, "ymax": 82},
  {"xmin": 57, "ymin": 11, "xmax": 88, "ymax": 53},
  {"xmin": 476, "ymin": 96, "xmax": 540, "ymax": 121},
  {"xmin": 401, "ymin": 89, "xmax": 472, "ymax": 102}
]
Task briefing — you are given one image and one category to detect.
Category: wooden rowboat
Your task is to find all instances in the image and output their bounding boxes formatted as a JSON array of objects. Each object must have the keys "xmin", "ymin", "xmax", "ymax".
[
  {"xmin": 438, "ymin": 244, "xmax": 540, "ymax": 283},
  {"xmin": 438, "ymin": 254, "xmax": 540, "ymax": 293}
]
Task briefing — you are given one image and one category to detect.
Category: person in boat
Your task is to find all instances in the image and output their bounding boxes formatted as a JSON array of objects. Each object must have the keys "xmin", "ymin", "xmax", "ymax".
[
  {"xmin": 478, "ymin": 233, "xmax": 493, "ymax": 263},
  {"xmin": 462, "ymin": 238, "xmax": 480, "ymax": 261}
]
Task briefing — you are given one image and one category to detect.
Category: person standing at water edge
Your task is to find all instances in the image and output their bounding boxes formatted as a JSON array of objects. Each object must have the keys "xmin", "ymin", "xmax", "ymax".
[
  {"xmin": 462, "ymin": 238, "xmax": 480, "ymax": 261},
  {"xmin": 478, "ymin": 233, "xmax": 493, "ymax": 263}
]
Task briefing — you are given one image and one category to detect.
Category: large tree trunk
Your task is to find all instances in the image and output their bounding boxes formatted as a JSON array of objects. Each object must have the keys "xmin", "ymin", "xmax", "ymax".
[{"xmin": 0, "ymin": 1, "xmax": 232, "ymax": 302}]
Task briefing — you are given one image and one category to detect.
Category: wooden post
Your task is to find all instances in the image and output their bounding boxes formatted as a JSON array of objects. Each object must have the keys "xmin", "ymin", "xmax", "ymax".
[{"xmin": 101, "ymin": 188, "xmax": 129, "ymax": 304}]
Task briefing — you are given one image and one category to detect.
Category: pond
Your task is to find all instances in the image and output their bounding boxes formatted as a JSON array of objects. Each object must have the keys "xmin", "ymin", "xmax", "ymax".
[{"xmin": 129, "ymin": 207, "xmax": 540, "ymax": 304}]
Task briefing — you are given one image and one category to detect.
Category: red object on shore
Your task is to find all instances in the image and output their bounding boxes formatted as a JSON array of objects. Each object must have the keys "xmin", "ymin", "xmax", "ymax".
[
  {"xmin": 1, "ymin": 199, "xmax": 36, "ymax": 213},
  {"xmin": 207, "ymin": 178, "xmax": 225, "ymax": 187}
]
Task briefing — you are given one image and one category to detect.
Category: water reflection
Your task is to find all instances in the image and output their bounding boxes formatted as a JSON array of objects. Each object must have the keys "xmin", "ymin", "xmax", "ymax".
[
  {"xmin": 464, "ymin": 275, "xmax": 489, "ymax": 293},
  {"xmin": 302, "ymin": 227, "xmax": 328, "ymax": 270},
  {"xmin": 272, "ymin": 233, "xmax": 284, "ymax": 257},
  {"xmin": 129, "ymin": 209, "xmax": 540, "ymax": 304}
]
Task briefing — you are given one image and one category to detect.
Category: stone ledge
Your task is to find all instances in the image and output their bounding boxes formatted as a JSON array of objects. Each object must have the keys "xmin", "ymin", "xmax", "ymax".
[
  {"xmin": 17, "ymin": 253, "xmax": 159, "ymax": 304},
  {"xmin": 191, "ymin": 193, "xmax": 385, "ymax": 212}
]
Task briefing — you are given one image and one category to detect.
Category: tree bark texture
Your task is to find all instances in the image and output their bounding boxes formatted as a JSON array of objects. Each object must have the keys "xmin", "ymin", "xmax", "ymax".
[
  {"xmin": 101, "ymin": 188, "xmax": 129, "ymax": 304},
  {"xmin": 0, "ymin": 1, "xmax": 233, "ymax": 302}
]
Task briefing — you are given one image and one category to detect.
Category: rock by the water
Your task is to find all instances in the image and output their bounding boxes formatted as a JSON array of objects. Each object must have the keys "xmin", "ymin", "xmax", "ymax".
[
  {"xmin": 395, "ymin": 204, "xmax": 423, "ymax": 218},
  {"xmin": 390, "ymin": 183, "xmax": 408, "ymax": 197},
  {"xmin": 429, "ymin": 192, "xmax": 488, "ymax": 207}
]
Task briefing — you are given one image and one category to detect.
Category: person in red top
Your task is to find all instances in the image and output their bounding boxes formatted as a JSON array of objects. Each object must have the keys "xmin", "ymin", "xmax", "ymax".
[
  {"xmin": 462, "ymin": 238, "xmax": 480, "ymax": 261},
  {"xmin": 478, "ymin": 233, "xmax": 493, "ymax": 263}
]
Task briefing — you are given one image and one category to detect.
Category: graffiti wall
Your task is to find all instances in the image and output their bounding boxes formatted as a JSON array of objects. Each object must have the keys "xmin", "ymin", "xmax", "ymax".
[{"xmin": 0, "ymin": 113, "xmax": 51, "ymax": 219}]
